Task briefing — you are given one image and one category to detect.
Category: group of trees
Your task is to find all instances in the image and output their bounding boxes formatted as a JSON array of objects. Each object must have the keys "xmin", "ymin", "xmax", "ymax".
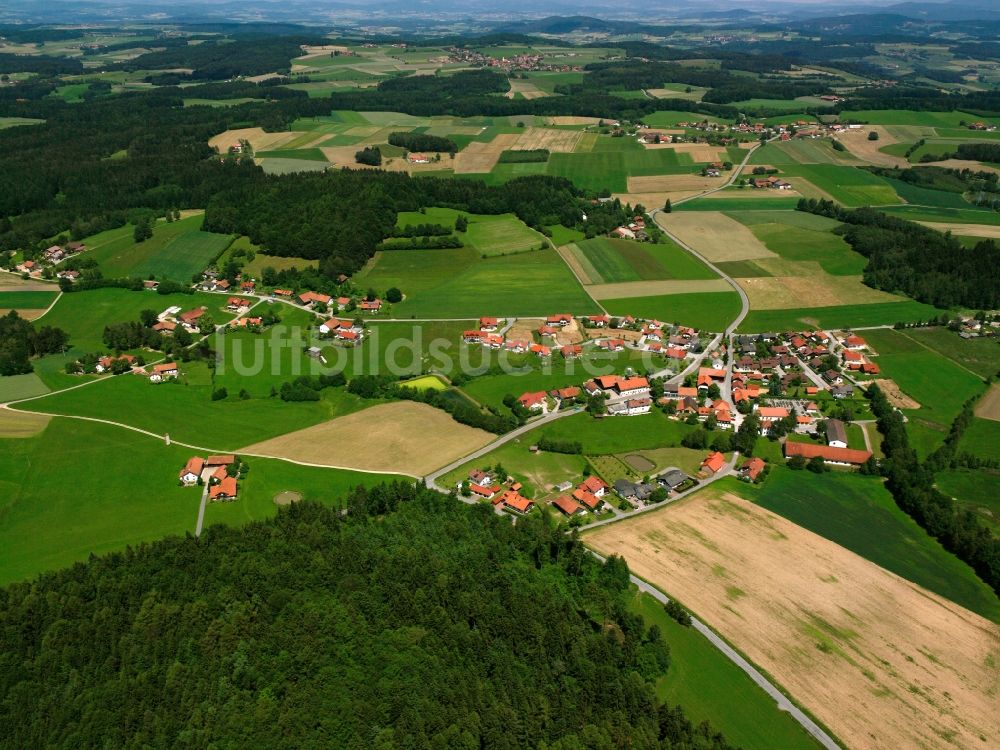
[
  {"xmin": 387, "ymin": 131, "xmax": 457, "ymax": 153},
  {"xmin": 354, "ymin": 146, "xmax": 382, "ymax": 166},
  {"xmin": 868, "ymin": 384, "xmax": 999, "ymax": 595},
  {"xmin": 0, "ymin": 310, "xmax": 69, "ymax": 376},
  {"xmin": 798, "ymin": 198, "xmax": 1000, "ymax": 309},
  {"xmin": 122, "ymin": 36, "xmax": 319, "ymax": 79},
  {"xmin": 0, "ymin": 485, "xmax": 739, "ymax": 748}
]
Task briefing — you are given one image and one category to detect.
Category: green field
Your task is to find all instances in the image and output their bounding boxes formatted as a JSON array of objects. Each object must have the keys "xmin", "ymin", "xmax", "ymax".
[
  {"xmin": 958, "ymin": 417, "xmax": 1000, "ymax": 462},
  {"xmin": 130, "ymin": 230, "xmax": 233, "ymax": 281},
  {"xmin": 777, "ymin": 164, "xmax": 901, "ymax": 206},
  {"xmin": 357, "ymin": 246, "xmax": 599, "ymax": 317},
  {"xmin": 899, "ymin": 327, "xmax": 1000, "ymax": 379},
  {"xmin": 738, "ymin": 300, "xmax": 942, "ymax": 332},
  {"xmin": 747, "ymin": 138, "xmax": 854, "ymax": 166},
  {"xmin": 676, "ymin": 197, "xmax": 802, "ymax": 212},
  {"xmin": 863, "ymin": 328, "xmax": 987, "ymax": 456},
  {"xmin": 935, "ymin": 468, "xmax": 1000, "ymax": 534},
  {"xmin": 535, "ymin": 411, "xmax": 696, "ymax": 455},
  {"xmin": 82, "ymin": 214, "xmax": 231, "ymax": 280},
  {"xmin": 547, "ymin": 151, "xmax": 628, "ymax": 193},
  {"xmin": 880, "ymin": 205, "xmax": 1000, "ymax": 225},
  {"xmin": 571, "ymin": 237, "xmax": 717, "ymax": 283},
  {"xmin": 0, "ymin": 418, "xmax": 397, "ymax": 585},
  {"xmin": 603, "ymin": 291, "xmax": 743, "ymax": 332},
  {"xmin": 0, "ymin": 117, "xmax": 45, "ymax": 129},
  {"xmin": 839, "ymin": 110, "xmax": 998, "ymax": 128},
  {"xmin": 729, "ymin": 470, "xmax": 1000, "ymax": 622},
  {"xmin": 0, "ymin": 372, "xmax": 50, "ymax": 403},
  {"xmin": 738, "ymin": 220, "xmax": 867, "ymax": 276},
  {"xmin": 0, "ymin": 290, "xmax": 59, "ymax": 309},
  {"xmin": 14, "ymin": 358, "xmax": 371, "ymax": 448},
  {"xmin": 629, "ymin": 592, "xmax": 822, "ymax": 750}
]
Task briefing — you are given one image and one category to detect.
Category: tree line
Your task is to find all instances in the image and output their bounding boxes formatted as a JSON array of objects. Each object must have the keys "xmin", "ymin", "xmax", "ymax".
[
  {"xmin": 387, "ymin": 131, "xmax": 457, "ymax": 153},
  {"xmin": 797, "ymin": 198, "xmax": 1000, "ymax": 309},
  {"xmin": 0, "ymin": 310, "xmax": 68, "ymax": 376}
]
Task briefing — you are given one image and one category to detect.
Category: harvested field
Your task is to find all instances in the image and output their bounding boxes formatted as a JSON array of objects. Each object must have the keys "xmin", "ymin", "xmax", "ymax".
[
  {"xmin": 0, "ymin": 308, "xmax": 44, "ymax": 321},
  {"xmin": 208, "ymin": 127, "xmax": 303, "ymax": 153},
  {"xmin": 454, "ymin": 134, "xmax": 521, "ymax": 173},
  {"xmin": 928, "ymin": 159, "xmax": 1000, "ymax": 176},
  {"xmin": 513, "ymin": 127, "xmax": 581, "ymax": 153},
  {"xmin": 919, "ymin": 222, "xmax": 1000, "ymax": 238},
  {"xmin": 613, "ymin": 190, "xmax": 706, "ymax": 209},
  {"xmin": 974, "ymin": 384, "xmax": 1000, "ymax": 421},
  {"xmin": 544, "ymin": 116, "xmax": 605, "ymax": 126},
  {"xmin": 837, "ymin": 126, "xmax": 907, "ymax": 167},
  {"xmin": 585, "ymin": 488, "xmax": 1000, "ymax": 750},
  {"xmin": 585, "ymin": 327, "xmax": 642, "ymax": 343},
  {"xmin": 240, "ymin": 401, "xmax": 494, "ymax": 476},
  {"xmin": 0, "ymin": 277, "xmax": 57, "ymax": 292},
  {"xmin": 588, "ymin": 279, "xmax": 731, "ymax": 299},
  {"xmin": 554, "ymin": 317, "xmax": 586, "ymax": 347},
  {"xmin": 642, "ymin": 142, "xmax": 726, "ymax": 162},
  {"xmin": 872, "ymin": 379, "xmax": 921, "ymax": 410},
  {"xmin": 657, "ymin": 212, "xmax": 776, "ymax": 262},
  {"xmin": 737, "ymin": 274, "xmax": 901, "ymax": 309},
  {"xmin": 506, "ymin": 79, "xmax": 548, "ymax": 99},
  {"xmin": 555, "ymin": 244, "xmax": 596, "ymax": 285},
  {"xmin": 0, "ymin": 408, "xmax": 50, "ymax": 438},
  {"xmin": 627, "ymin": 174, "xmax": 727, "ymax": 193},
  {"xmin": 783, "ymin": 176, "xmax": 835, "ymax": 201}
]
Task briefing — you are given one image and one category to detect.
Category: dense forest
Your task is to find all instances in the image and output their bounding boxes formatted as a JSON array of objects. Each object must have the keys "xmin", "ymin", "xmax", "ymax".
[
  {"xmin": 0, "ymin": 310, "xmax": 68, "ymax": 376},
  {"xmin": 122, "ymin": 36, "xmax": 321, "ymax": 79},
  {"xmin": 797, "ymin": 199, "xmax": 1000, "ymax": 309},
  {"xmin": 203, "ymin": 170, "xmax": 583, "ymax": 276},
  {"xmin": 0, "ymin": 484, "xmax": 737, "ymax": 750}
]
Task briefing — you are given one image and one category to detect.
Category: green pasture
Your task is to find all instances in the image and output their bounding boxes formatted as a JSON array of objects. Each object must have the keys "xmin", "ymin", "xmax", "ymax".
[
  {"xmin": 958, "ymin": 418, "xmax": 1000, "ymax": 462},
  {"xmin": 0, "ymin": 117, "xmax": 45, "ymax": 129},
  {"xmin": 357, "ymin": 246, "xmax": 599, "ymax": 318},
  {"xmin": 675, "ymin": 197, "xmax": 801, "ymax": 212},
  {"xmin": 547, "ymin": 224, "xmax": 586, "ymax": 246},
  {"xmin": 603, "ymin": 291, "xmax": 743, "ymax": 332},
  {"xmin": 629, "ymin": 591, "xmax": 824, "ymax": 750},
  {"xmin": 547, "ymin": 152, "xmax": 628, "ymax": 193},
  {"xmin": 777, "ymin": 164, "xmax": 901, "ymax": 206},
  {"xmin": 729, "ymin": 470, "xmax": 1000, "ymax": 622},
  {"xmin": 0, "ymin": 290, "xmax": 59, "ymax": 309},
  {"xmin": 936, "ymin": 468, "xmax": 1000, "ymax": 534},
  {"xmin": 643, "ymin": 111, "xmax": 727, "ymax": 127},
  {"xmin": 130, "ymin": 230, "xmax": 233, "ymax": 282},
  {"xmin": 15, "ymin": 359, "xmax": 365, "ymax": 448},
  {"xmin": 572, "ymin": 237, "xmax": 717, "ymax": 283},
  {"xmin": 538, "ymin": 411, "xmax": 695, "ymax": 455},
  {"xmin": 0, "ymin": 417, "xmax": 396, "ymax": 585},
  {"xmin": 466, "ymin": 214, "xmax": 544, "ymax": 256},
  {"xmin": 880, "ymin": 176, "xmax": 975, "ymax": 209},
  {"xmin": 748, "ymin": 138, "xmax": 855, "ymax": 166},
  {"xmin": 0, "ymin": 373, "xmax": 50, "ymax": 403},
  {"xmin": 839, "ymin": 110, "xmax": 998, "ymax": 128},
  {"xmin": 899, "ymin": 327, "xmax": 1000, "ymax": 379},
  {"xmin": 738, "ymin": 300, "xmax": 941, "ymax": 333},
  {"xmin": 744, "ymin": 222, "xmax": 867, "ymax": 275},
  {"xmin": 863, "ymin": 328, "xmax": 986, "ymax": 456},
  {"xmin": 880, "ymin": 205, "xmax": 1000, "ymax": 225}
]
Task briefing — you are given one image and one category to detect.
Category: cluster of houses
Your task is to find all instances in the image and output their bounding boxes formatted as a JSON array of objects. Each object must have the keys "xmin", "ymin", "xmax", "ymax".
[
  {"xmin": 517, "ymin": 372, "xmax": 652, "ymax": 417},
  {"xmin": 611, "ymin": 216, "xmax": 649, "ymax": 241},
  {"xmin": 200, "ymin": 271, "xmax": 256, "ymax": 295},
  {"xmin": 447, "ymin": 46, "xmax": 581, "ymax": 73},
  {"xmin": 178, "ymin": 454, "xmax": 240, "ymax": 500},
  {"xmin": 463, "ymin": 468, "xmax": 538, "ymax": 515},
  {"xmin": 748, "ymin": 175, "xmax": 792, "ymax": 190},
  {"xmin": 15, "ymin": 241, "xmax": 87, "ymax": 277},
  {"xmin": 318, "ymin": 316, "xmax": 365, "ymax": 344},
  {"xmin": 463, "ymin": 314, "xmax": 700, "ymax": 362},
  {"xmin": 951, "ymin": 313, "xmax": 999, "ymax": 339},
  {"xmin": 278, "ymin": 289, "xmax": 382, "ymax": 314}
]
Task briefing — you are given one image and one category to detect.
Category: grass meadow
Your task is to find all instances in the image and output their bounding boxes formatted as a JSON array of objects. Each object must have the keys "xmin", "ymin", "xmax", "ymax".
[
  {"xmin": 739, "ymin": 220, "xmax": 867, "ymax": 276},
  {"xmin": 738, "ymin": 300, "xmax": 941, "ymax": 332},
  {"xmin": 958, "ymin": 417, "xmax": 1000, "ymax": 462},
  {"xmin": 629, "ymin": 591, "xmax": 822, "ymax": 750},
  {"xmin": 0, "ymin": 290, "xmax": 59, "ymax": 308},
  {"xmin": 0, "ymin": 418, "xmax": 396, "ymax": 585},
  {"xmin": 357, "ymin": 246, "xmax": 599, "ymax": 317},
  {"xmin": 935, "ymin": 468, "xmax": 1000, "ymax": 534},
  {"xmin": 572, "ymin": 237, "xmax": 717, "ymax": 283},
  {"xmin": 731, "ymin": 470, "xmax": 1000, "ymax": 621},
  {"xmin": 603, "ymin": 291, "xmax": 743, "ymax": 332}
]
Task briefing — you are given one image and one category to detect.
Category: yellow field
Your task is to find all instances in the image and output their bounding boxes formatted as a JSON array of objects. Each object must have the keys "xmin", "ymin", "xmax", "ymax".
[
  {"xmin": 208, "ymin": 127, "xmax": 304, "ymax": 153},
  {"xmin": 453, "ymin": 134, "xmax": 521, "ymax": 173},
  {"xmin": 627, "ymin": 174, "xmax": 727, "ymax": 193},
  {"xmin": 930, "ymin": 159, "xmax": 1000, "ymax": 176},
  {"xmin": 642, "ymin": 142, "xmax": 726, "ymax": 162},
  {"xmin": 318, "ymin": 145, "xmax": 454, "ymax": 174},
  {"xmin": 873, "ymin": 379, "xmax": 921, "ymax": 410},
  {"xmin": 239, "ymin": 401, "xmax": 494, "ymax": 476},
  {"xmin": 974, "ymin": 383, "xmax": 1000, "ymax": 421},
  {"xmin": 544, "ymin": 116, "xmax": 606, "ymax": 126},
  {"xmin": 838, "ymin": 126, "xmax": 907, "ymax": 167},
  {"xmin": 0, "ymin": 408, "xmax": 50, "ymax": 438},
  {"xmin": 585, "ymin": 488, "xmax": 1000, "ymax": 750},
  {"xmin": 656, "ymin": 212, "xmax": 776, "ymax": 262},
  {"xmin": 506, "ymin": 79, "xmax": 548, "ymax": 99},
  {"xmin": 738, "ymin": 272, "xmax": 903, "ymax": 309},
  {"xmin": 587, "ymin": 279, "xmax": 732, "ymax": 299},
  {"xmin": 919, "ymin": 222, "xmax": 1000, "ymax": 238},
  {"xmin": 513, "ymin": 127, "xmax": 582, "ymax": 153}
]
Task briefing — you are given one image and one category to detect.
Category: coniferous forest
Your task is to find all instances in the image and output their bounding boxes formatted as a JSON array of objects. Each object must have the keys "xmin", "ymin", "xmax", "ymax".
[{"xmin": 0, "ymin": 484, "xmax": 735, "ymax": 750}]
